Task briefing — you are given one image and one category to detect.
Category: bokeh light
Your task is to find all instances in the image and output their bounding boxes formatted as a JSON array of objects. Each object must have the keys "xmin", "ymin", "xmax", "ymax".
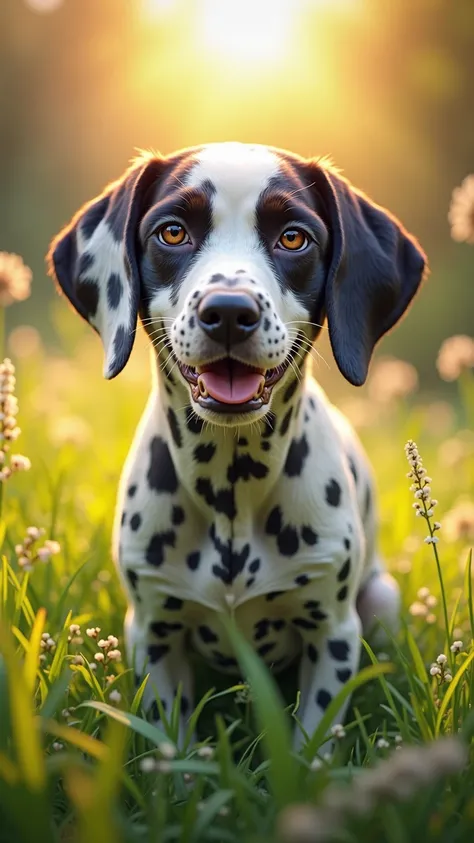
[{"xmin": 25, "ymin": 0, "xmax": 63, "ymax": 13}]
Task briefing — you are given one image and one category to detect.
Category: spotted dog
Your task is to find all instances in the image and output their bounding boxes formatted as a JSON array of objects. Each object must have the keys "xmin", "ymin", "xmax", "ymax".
[{"xmin": 48, "ymin": 142, "xmax": 426, "ymax": 747}]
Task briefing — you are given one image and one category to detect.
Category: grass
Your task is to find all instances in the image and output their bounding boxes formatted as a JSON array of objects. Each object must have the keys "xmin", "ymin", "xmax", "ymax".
[{"xmin": 1, "ymin": 305, "xmax": 474, "ymax": 843}]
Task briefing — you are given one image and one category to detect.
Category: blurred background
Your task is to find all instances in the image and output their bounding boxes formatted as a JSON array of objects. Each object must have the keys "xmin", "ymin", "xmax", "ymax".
[{"xmin": 1, "ymin": 0, "xmax": 474, "ymax": 401}]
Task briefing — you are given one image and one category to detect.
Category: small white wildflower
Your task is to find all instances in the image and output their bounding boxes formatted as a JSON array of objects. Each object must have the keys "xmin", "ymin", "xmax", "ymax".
[
  {"xmin": 69, "ymin": 624, "xmax": 81, "ymax": 636},
  {"xmin": 444, "ymin": 673, "xmax": 453, "ymax": 683},
  {"xmin": 71, "ymin": 655, "xmax": 84, "ymax": 666},
  {"xmin": 331, "ymin": 724, "xmax": 346, "ymax": 740},
  {"xmin": 426, "ymin": 613, "xmax": 437, "ymax": 625},
  {"xmin": 310, "ymin": 758, "xmax": 323, "ymax": 772},
  {"xmin": 109, "ymin": 689, "xmax": 121, "ymax": 703},
  {"xmin": 450, "ymin": 640, "xmax": 463, "ymax": 654},
  {"xmin": 197, "ymin": 745, "xmax": 214, "ymax": 759},
  {"xmin": 140, "ymin": 757, "xmax": 158, "ymax": 773},
  {"xmin": 409, "ymin": 601, "xmax": 428, "ymax": 617},
  {"xmin": 394, "ymin": 735, "xmax": 403, "ymax": 744},
  {"xmin": 219, "ymin": 806, "xmax": 230, "ymax": 817},
  {"xmin": 10, "ymin": 454, "xmax": 31, "ymax": 472},
  {"xmin": 52, "ymin": 741, "xmax": 63, "ymax": 752},
  {"xmin": 106, "ymin": 648, "xmax": 122, "ymax": 662},
  {"xmin": 158, "ymin": 741, "xmax": 177, "ymax": 759},
  {"xmin": 89, "ymin": 662, "xmax": 97, "ymax": 671},
  {"xmin": 417, "ymin": 587, "xmax": 430, "ymax": 600},
  {"xmin": 433, "ymin": 522, "xmax": 442, "ymax": 530},
  {"xmin": 26, "ymin": 526, "xmax": 43, "ymax": 540},
  {"xmin": 107, "ymin": 635, "xmax": 119, "ymax": 648},
  {"xmin": 424, "ymin": 536, "xmax": 439, "ymax": 544},
  {"xmin": 426, "ymin": 595, "xmax": 437, "ymax": 608},
  {"xmin": 436, "ymin": 653, "xmax": 448, "ymax": 666},
  {"xmin": 376, "ymin": 738, "xmax": 390, "ymax": 750},
  {"xmin": 183, "ymin": 773, "xmax": 194, "ymax": 783},
  {"xmin": 43, "ymin": 540, "xmax": 61, "ymax": 555},
  {"xmin": 430, "ymin": 665, "xmax": 442, "ymax": 677},
  {"xmin": 86, "ymin": 627, "xmax": 101, "ymax": 638},
  {"xmin": 61, "ymin": 709, "xmax": 71, "ymax": 718},
  {"xmin": 98, "ymin": 639, "xmax": 108, "ymax": 649},
  {"xmin": 156, "ymin": 760, "xmax": 172, "ymax": 773},
  {"xmin": 94, "ymin": 652, "xmax": 105, "ymax": 663}
]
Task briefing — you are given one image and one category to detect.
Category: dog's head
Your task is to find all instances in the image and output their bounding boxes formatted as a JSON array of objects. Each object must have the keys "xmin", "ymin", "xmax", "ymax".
[{"xmin": 48, "ymin": 142, "xmax": 426, "ymax": 426}]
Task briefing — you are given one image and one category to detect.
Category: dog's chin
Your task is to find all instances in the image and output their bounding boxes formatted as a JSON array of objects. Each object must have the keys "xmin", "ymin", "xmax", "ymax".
[{"xmin": 177, "ymin": 355, "xmax": 291, "ymax": 426}]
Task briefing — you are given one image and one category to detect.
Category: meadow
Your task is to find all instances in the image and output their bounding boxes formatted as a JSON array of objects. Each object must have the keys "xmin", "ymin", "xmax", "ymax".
[{"xmin": 1, "ymin": 275, "xmax": 474, "ymax": 843}]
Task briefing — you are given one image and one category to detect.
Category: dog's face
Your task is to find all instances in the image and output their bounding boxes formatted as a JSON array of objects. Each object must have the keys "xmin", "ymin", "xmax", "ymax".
[{"xmin": 49, "ymin": 142, "xmax": 426, "ymax": 426}]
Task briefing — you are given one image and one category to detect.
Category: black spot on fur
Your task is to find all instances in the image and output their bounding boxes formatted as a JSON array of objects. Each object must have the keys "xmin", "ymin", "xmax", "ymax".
[
  {"xmin": 328, "ymin": 640, "xmax": 350, "ymax": 661},
  {"xmin": 292, "ymin": 617, "xmax": 318, "ymax": 630},
  {"xmin": 148, "ymin": 644, "xmax": 170, "ymax": 663},
  {"xmin": 113, "ymin": 326, "xmax": 127, "ymax": 367},
  {"xmin": 188, "ymin": 315, "xmax": 195, "ymax": 329},
  {"xmin": 310, "ymin": 608, "xmax": 328, "ymax": 622},
  {"xmin": 364, "ymin": 485, "xmax": 371, "ymax": 518},
  {"xmin": 167, "ymin": 407, "xmax": 182, "ymax": 448},
  {"xmin": 280, "ymin": 407, "xmax": 293, "ymax": 435},
  {"xmin": 148, "ymin": 437, "xmax": 178, "ymax": 494},
  {"xmin": 261, "ymin": 441, "xmax": 271, "ymax": 452},
  {"xmin": 121, "ymin": 512, "xmax": 126, "ymax": 526},
  {"xmin": 146, "ymin": 531, "xmax": 176, "ymax": 567},
  {"xmin": 246, "ymin": 577, "xmax": 255, "ymax": 588},
  {"xmin": 198, "ymin": 625, "xmax": 218, "ymax": 644},
  {"xmin": 344, "ymin": 537, "xmax": 351, "ymax": 551},
  {"xmin": 301, "ymin": 526, "xmax": 318, "ymax": 545},
  {"xmin": 76, "ymin": 280, "xmax": 99, "ymax": 319},
  {"xmin": 337, "ymin": 585, "xmax": 348, "ymax": 601},
  {"xmin": 107, "ymin": 272, "xmax": 123, "ymax": 310},
  {"xmin": 263, "ymin": 317, "xmax": 271, "ymax": 331},
  {"xmin": 237, "ymin": 437, "xmax": 248, "ymax": 447},
  {"xmin": 317, "ymin": 689, "xmax": 332, "ymax": 710},
  {"xmin": 227, "ymin": 453, "xmax": 269, "ymax": 483},
  {"xmin": 194, "ymin": 443, "xmax": 216, "ymax": 463},
  {"xmin": 266, "ymin": 506, "xmax": 282, "ymax": 535},
  {"xmin": 284, "ymin": 435, "xmax": 309, "ymax": 477},
  {"xmin": 186, "ymin": 551, "xmax": 201, "ymax": 571},
  {"xmin": 336, "ymin": 668, "xmax": 352, "ymax": 683},
  {"xmin": 262, "ymin": 413, "xmax": 276, "ymax": 438},
  {"xmin": 130, "ymin": 513, "xmax": 142, "ymax": 532},
  {"xmin": 258, "ymin": 642, "xmax": 276, "ymax": 658},
  {"xmin": 308, "ymin": 396, "xmax": 316, "ymax": 411},
  {"xmin": 78, "ymin": 252, "xmax": 94, "ymax": 276},
  {"xmin": 249, "ymin": 558, "xmax": 261, "ymax": 574},
  {"xmin": 295, "ymin": 574, "xmax": 309, "ymax": 586},
  {"xmin": 283, "ymin": 378, "xmax": 298, "ymax": 403},
  {"xmin": 150, "ymin": 620, "xmax": 182, "ymax": 637},
  {"xmin": 196, "ymin": 478, "xmax": 236, "ymax": 519},
  {"xmin": 81, "ymin": 195, "xmax": 109, "ymax": 239},
  {"xmin": 254, "ymin": 619, "xmax": 270, "ymax": 641},
  {"xmin": 126, "ymin": 569, "xmax": 138, "ymax": 592},
  {"xmin": 164, "ymin": 596, "xmax": 183, "ymax": 611},
  {"xmin": 209, "ymin": 273, "xmax": 225, "ymax": 284},
  {"xmin": 348, "ymin": 456, "xmax": 358, "ymax": 484},
  {"xmin": 171, "ymin": 505, "xmax": 185, "ymax": 525},
  {"xmin": 212, "ymin": 651, "xmax": 237, "ymax": 669},
  {"xmin": 128, "ymin": 484, "xmax": 137, "ymax": 497},
  {"xmin": 277, "ymin": 526, "xmax": 299, "ymax": 556},
  {"xmin": 325, "ymin": 478, "xmax": 342, "ymax": 507},
  {"xmin": 338, "ymin": 558, "xmax": 351, "ymax": 582},
  {"xmin": 185, "ymin": 407, "xmax": 204, "ymax": 434},
  {"xmin": 209, "ymin": 524, "xmax": 250, "ymax": 584},
  {"xmin": 266, "ymin": 591, "xmax": 284, "ymax": 602},
  {"xmin": 273, "ymin": 619, "xmax": 285, "ymax": 631},
  {"xmin": 307, "ymin": 643, "xmax": 319, "ymax": 664}
]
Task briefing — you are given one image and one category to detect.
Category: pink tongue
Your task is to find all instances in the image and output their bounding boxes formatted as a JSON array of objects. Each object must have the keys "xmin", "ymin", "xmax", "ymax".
[{"xmin": 200, "ymin": 360, "xmax": 263, "ymax": 404}]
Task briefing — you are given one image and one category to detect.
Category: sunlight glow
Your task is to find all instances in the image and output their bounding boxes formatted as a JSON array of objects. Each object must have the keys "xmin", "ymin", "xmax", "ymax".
[{"xmin": 198, "ymin": 0, "xmax": 297, "ymax": 63}]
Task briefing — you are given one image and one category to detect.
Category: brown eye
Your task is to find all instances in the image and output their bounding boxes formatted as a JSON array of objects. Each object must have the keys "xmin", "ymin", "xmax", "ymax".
[
  {"xmin": 278, "ymin": 229, "xmax": 308, "ymax": 251},
  {"xmin": 158, "ymin": 223, "xmax": 190, "ymax": 246}
]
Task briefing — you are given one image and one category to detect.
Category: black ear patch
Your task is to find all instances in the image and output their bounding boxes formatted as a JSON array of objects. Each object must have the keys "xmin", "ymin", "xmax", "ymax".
[
  {"xmin": 312, "ymin": 164, "xmax": 427, "ymax": 386},
  {"xmin": 48, "ymin": 157, "xmax": 163, "ymax": 379}
]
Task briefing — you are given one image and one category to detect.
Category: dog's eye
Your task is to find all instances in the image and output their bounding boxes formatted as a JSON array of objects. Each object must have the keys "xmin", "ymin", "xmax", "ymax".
[
  {"xmin": 157, "ymin": 223, "xmax": 190, "ymax": 246},
  {"xmin": 278, "ymin": 229, "xmax": 308, "ymax": 251}
]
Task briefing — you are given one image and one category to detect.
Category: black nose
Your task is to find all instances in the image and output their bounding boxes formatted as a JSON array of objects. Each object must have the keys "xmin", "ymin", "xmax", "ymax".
[{"xmin": 197, "ymin": 290, "xmax": 261, "ymax": 346}]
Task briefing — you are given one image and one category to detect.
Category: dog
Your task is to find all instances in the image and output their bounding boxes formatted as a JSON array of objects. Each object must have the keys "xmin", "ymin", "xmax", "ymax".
[{"xmin": 48, "ymin": 142, "xmax": 426, "ymax": 748}]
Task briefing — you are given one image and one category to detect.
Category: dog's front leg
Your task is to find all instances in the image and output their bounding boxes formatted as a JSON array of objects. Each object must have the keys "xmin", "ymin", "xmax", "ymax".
[
  {"xmin": 293, "ymin": 607, "xmax": 361, "ymax": 753},
  {"xmin": 125, "ymin": 606, "xmax": 193, "ymax": 747}
]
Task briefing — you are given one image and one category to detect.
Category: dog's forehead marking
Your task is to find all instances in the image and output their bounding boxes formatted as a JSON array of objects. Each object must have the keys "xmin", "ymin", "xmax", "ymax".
[{"xmin": 185, "ymin": 143, "xmax": 281, "ymax": 212}]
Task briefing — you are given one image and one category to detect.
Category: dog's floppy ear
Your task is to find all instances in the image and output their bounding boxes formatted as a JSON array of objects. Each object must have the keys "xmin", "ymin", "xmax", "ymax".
[
  {"xmin": 48, "ymin": 157, "xmax": 161, "ymax": 379},
  {"xmin": 312, "ymin": 163, "xmax": 427, "ymax": 386}
]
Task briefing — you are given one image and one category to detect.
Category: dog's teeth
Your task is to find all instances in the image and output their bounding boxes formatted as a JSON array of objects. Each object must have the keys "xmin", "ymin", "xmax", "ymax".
[
  {"xmin": 254, "ymin": 375, "xmax": 265, "ymax": 400},
  {"xmin": 197, "ymin": 375, "xmax": 209, "ymax": 398}
]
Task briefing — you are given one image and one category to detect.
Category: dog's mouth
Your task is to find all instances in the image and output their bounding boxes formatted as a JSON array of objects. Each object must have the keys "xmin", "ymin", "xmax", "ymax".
[{"xmin": 178, "ymin": 357, "xmax": 290, "ymax": 414}]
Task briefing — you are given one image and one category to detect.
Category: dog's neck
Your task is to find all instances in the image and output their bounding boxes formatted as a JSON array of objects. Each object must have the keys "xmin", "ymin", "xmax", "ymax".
[{"xmin": 155, "ymin": 361, "xmax": 309, "ymax": 528}]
